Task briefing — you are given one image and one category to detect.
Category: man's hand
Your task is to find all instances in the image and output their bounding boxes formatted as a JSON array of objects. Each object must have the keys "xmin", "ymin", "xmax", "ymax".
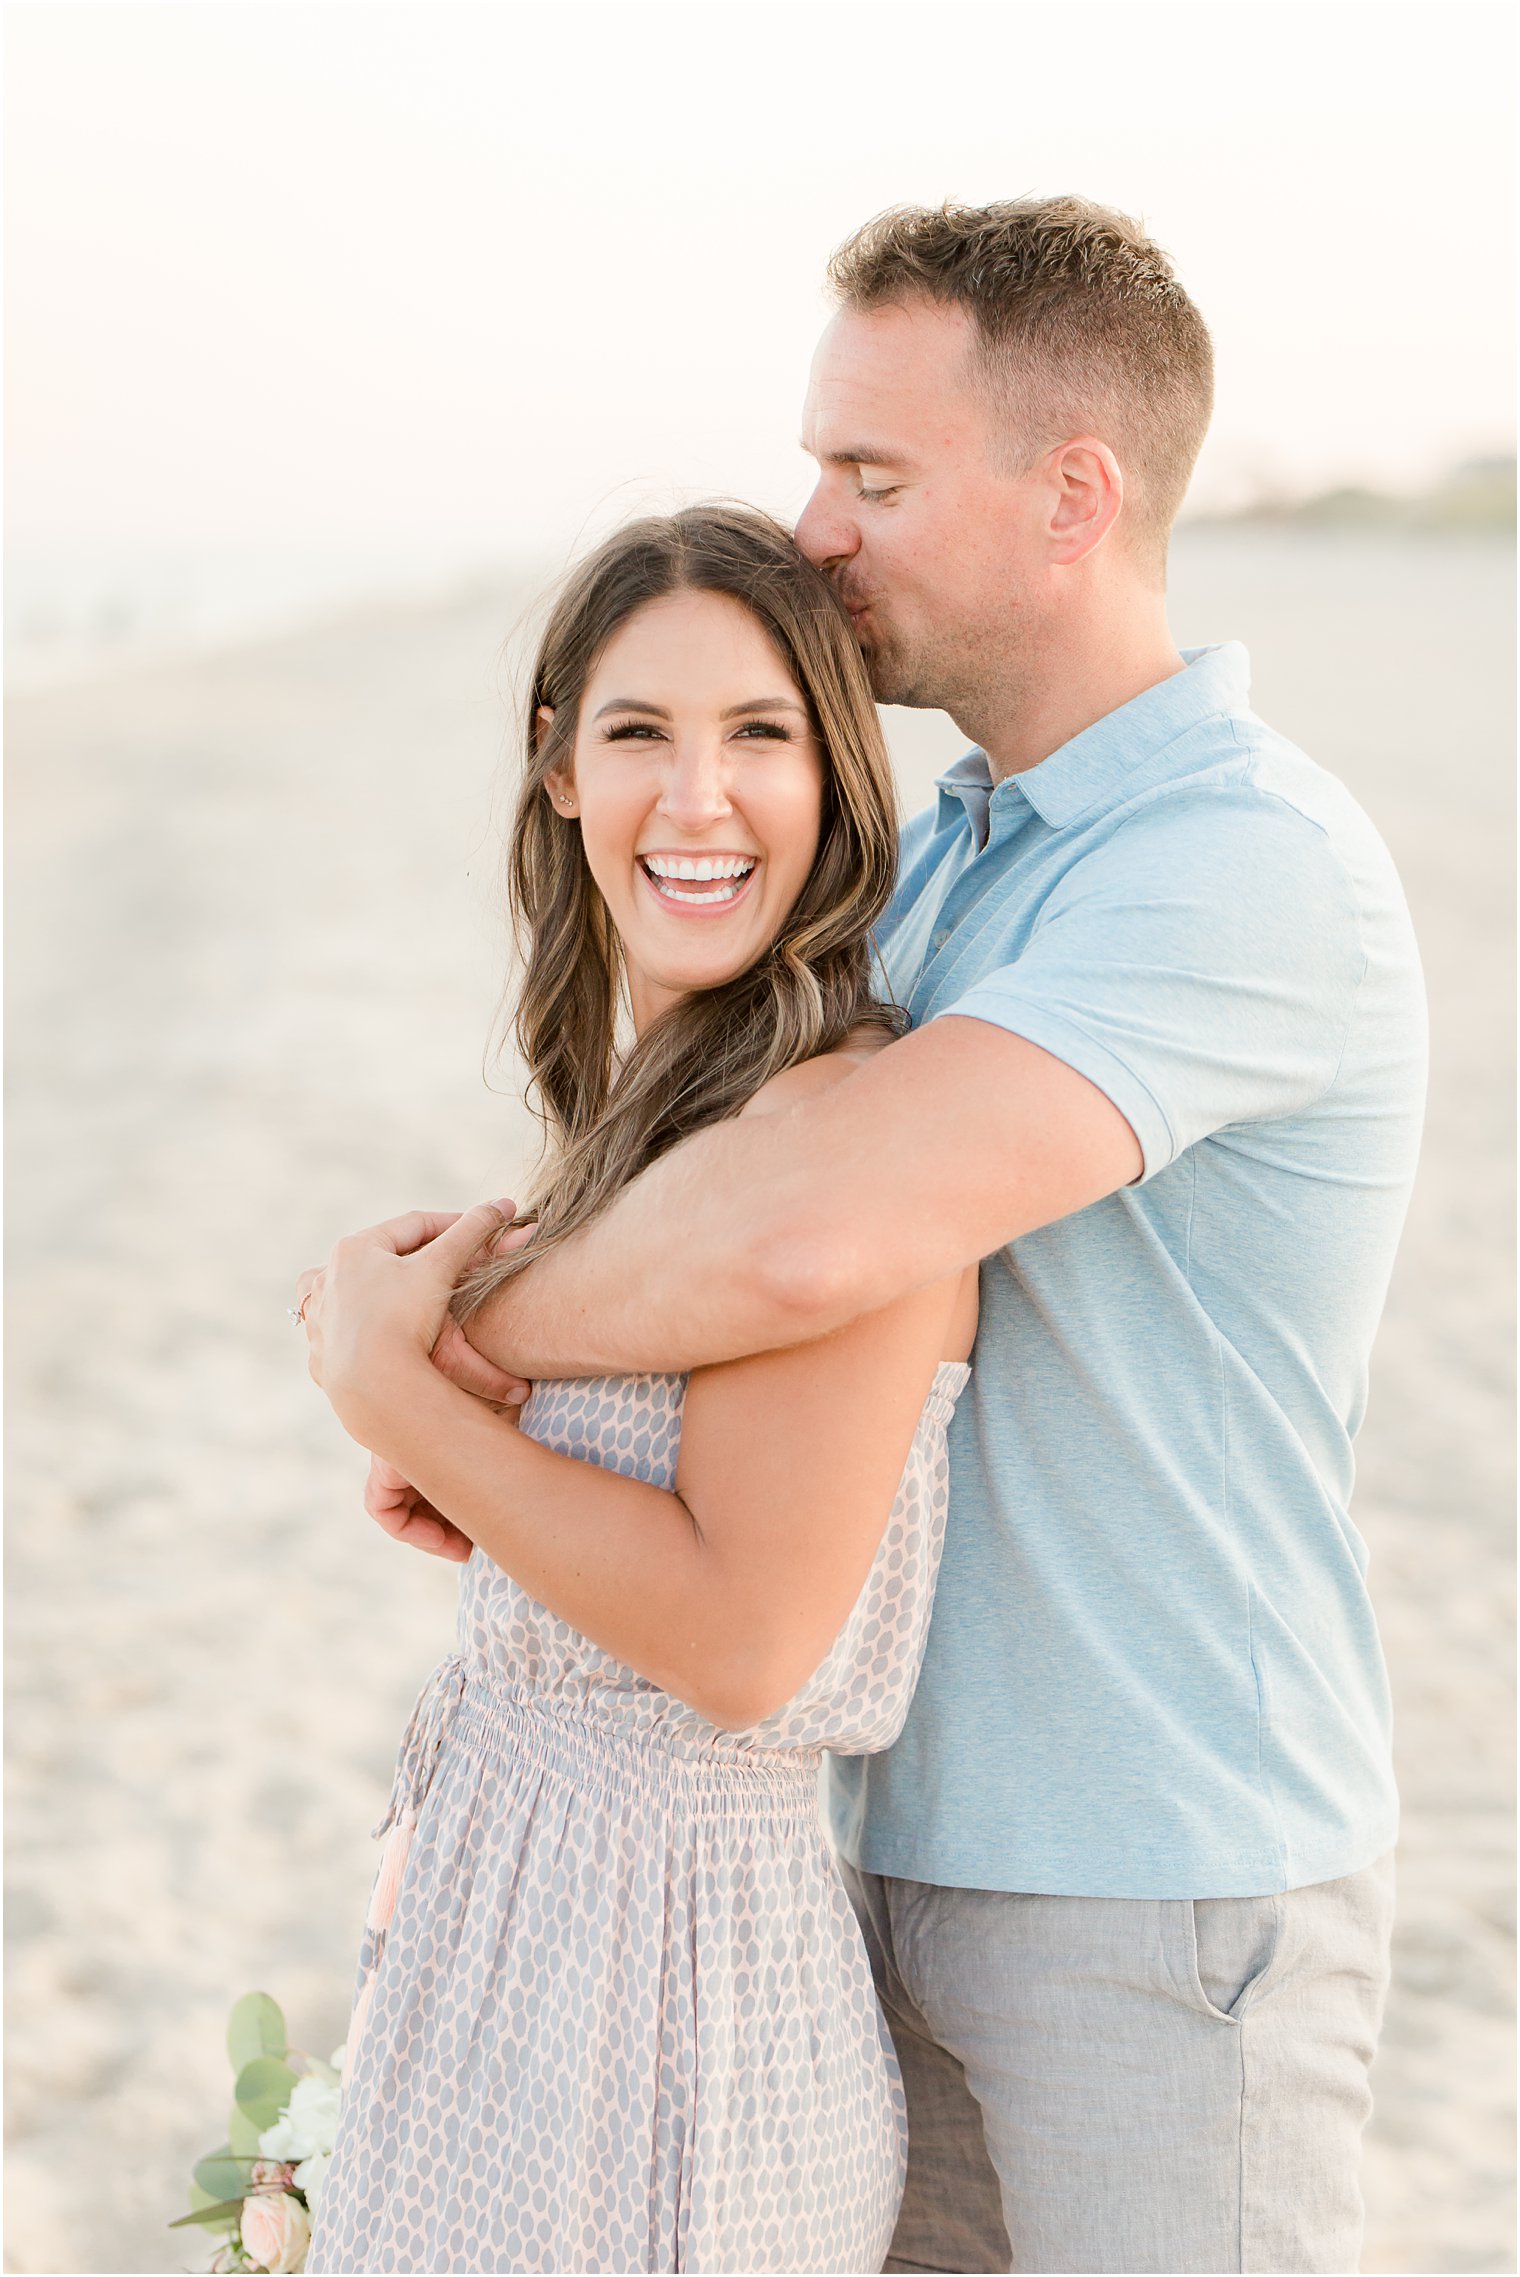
[
  {"xmin": 294, "ymin": 1203, "xmax": 534, "ymax": 1406},
  {"xmin": 431, "ymin": 1314, "xmax": 532, "ymax": 1405},
  {"xmin": 365, "ymin": 1454, "xmax": 474, "ymax": 1564},
  {"xmin": 295, "ymin": 1204, "xmax": 516, "ymax": 1421},
  {"xmin": 434, "ymin": 1215, "xmax": 535, "ymax": 1396}
]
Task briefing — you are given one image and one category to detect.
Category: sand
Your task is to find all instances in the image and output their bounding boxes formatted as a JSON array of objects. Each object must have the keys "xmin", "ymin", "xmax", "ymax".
[{"xmin": 5, "ymin": 528, "xmax": 1514, "ymax": 2274}]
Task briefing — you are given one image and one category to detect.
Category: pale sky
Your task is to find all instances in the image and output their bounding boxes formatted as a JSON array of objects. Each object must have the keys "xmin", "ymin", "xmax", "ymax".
[{"xmin": 7, "ymin": 0, "xmax": 1516, "ymax": 586}]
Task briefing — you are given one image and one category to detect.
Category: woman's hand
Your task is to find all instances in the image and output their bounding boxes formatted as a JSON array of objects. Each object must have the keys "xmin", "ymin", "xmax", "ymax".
[
  {"xmin": 365, "ymin": 1454, "xmax": 476, "ymax": 1564},
  {"xmin": 295, "ymin": 1203, "xmax": 516, "ymax": 1434}
]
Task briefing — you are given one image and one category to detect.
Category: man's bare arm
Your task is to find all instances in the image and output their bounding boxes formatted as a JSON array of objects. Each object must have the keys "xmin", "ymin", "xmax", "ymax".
[{"xmin": 465, "ymin": 1015, "xmax": 1142, "ymax": 1380}]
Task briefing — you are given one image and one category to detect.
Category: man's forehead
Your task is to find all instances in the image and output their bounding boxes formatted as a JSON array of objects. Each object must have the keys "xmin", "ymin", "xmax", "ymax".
[
  {"xmin": 815, "ymin": 297, "xmax": 975, "ymax": 371},
  {"xmin": 801, "ymin": 301, "xmax": 982, "ymax": 456}
]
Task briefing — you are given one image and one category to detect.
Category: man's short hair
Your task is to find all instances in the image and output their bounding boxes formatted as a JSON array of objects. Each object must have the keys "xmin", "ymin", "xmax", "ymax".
[{"xmin": 827, "ymin": 197, "xmax": 1214, "ymax": 565}]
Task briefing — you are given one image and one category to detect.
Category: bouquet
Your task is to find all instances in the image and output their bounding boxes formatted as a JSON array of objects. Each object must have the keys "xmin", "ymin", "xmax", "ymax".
[{"xmin": 171, "ymin": 1992, "xmax": 345, "ymax": 2274}]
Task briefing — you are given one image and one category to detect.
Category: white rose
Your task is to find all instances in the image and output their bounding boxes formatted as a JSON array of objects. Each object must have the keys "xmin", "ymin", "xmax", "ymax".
[
  {"xmin": 293, "ymin": 2152, "xmax": 331, "ymax": 2208},
  {"xmin": 258, "ymin": 2075, "xmax": 342, "ymax": 2164},
  {"xmin": 257, "ymin": 2112, "xmax": 299, "ymax": 2162}
]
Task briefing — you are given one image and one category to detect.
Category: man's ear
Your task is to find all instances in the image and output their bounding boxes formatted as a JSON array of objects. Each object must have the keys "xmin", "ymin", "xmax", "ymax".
[{"xmin": 1045, "ymin": 438, "xmax": 1124, "ymax": 567}]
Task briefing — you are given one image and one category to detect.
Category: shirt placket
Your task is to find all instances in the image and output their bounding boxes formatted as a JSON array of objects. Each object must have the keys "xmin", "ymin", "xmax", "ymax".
[{"xmin": 910, "ymin": 789, "xmax": 1043, "ymax": 1020}]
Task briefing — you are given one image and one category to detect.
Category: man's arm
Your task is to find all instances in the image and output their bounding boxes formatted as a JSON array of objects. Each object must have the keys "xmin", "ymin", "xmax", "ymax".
[{"xmin": 465, "ymin": 1015, "xmax": 1141, "ymax": 1379}]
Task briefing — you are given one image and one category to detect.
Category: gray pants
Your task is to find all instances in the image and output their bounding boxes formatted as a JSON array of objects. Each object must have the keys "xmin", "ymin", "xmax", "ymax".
[{"xmin": 841, "ymin": 1855, "xmax": 1395, "ymax": 2275}]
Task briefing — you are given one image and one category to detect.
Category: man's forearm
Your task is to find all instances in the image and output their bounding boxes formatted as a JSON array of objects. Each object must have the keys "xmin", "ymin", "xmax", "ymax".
[
  {"xmin": 463, "ymin": 1017, "xmax": 1143, "ymax": 1381},
  {"xmin": 469, "ymin": 1103, "xmax": 835, "ymax": 1378}
]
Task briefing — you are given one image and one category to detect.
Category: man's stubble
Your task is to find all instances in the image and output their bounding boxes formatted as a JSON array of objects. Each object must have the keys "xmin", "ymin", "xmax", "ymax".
[{"xmin": 858, "ymin": 599, "xmax": 1035, "ymax": 753}]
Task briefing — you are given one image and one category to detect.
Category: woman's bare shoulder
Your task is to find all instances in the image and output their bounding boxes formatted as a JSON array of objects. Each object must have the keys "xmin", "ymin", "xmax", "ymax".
[{"xmin": 738, "ymin": 1024, "xmax": 896, "ymax": 1120}]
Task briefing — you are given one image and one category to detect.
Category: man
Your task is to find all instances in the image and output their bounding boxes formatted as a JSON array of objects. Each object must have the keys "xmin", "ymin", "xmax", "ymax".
[{"xmin": 381, "ymin": 200, "xmax": 1427, "ymax": 2272}]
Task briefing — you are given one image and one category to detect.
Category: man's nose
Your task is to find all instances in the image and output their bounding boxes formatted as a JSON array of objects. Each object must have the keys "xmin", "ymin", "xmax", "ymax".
[
  {"xmin": 657, "ymin": 738, "xmax": 734, "ymax": 829},
  {"xmin": 795, "ymin": 481, "xmax": 858, "ymax": 573}
]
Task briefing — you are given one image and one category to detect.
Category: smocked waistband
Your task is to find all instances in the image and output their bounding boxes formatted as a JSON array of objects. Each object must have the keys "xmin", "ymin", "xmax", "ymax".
[{"xmin": 375, "ymin": 1655, "xmax": 822, "ymax": 1838}]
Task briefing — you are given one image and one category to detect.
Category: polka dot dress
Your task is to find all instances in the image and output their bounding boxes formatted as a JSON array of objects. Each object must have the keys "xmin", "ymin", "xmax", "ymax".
[{"xmin": 307, "ymin": 1362, "xmax": 969, "ymax": 2275}]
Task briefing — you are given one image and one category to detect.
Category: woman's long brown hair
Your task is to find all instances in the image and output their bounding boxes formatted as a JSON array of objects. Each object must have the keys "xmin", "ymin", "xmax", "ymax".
[{"xmin": 452, "ymin": 504, "xmax": 903, "ymax": 1322}]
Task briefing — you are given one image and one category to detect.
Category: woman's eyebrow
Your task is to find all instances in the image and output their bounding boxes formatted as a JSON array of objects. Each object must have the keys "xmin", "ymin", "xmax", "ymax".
[{"xmin": 592, "ymin": 696, "xmax": 807, "ymax": 721}]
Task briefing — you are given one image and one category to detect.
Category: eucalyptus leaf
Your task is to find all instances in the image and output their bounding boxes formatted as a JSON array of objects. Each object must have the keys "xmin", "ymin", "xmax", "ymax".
[
  {"xmin": 304, "ymin": 2055, "xmax": 341, "ymax": 2088},
  {"xmin": 227, "ymin": 2102, "xmax": 263, "ymax": 2155},
  {"xmin": 233, "ymin": 2055, "xmax": 301, "ymax": 2130},
  {"xmin": 169, "ymin": 2198, "xmax": 246, "ymax": 2231},
  {"xmin": 227, "ymin": 1991, "xmax": 288, "ymax": 2073},
  {"xmin": 194, "ymin": 2151, "xmax": 256, "ymax": 2203}
]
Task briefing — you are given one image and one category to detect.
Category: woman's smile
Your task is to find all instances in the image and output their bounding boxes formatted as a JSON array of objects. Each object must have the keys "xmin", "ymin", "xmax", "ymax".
[{"xmin": 637, "ymin": 850, "xmax": 761, "ymax": 915}]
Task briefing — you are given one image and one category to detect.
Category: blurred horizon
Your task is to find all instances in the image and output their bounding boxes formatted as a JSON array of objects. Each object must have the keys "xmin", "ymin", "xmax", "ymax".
[
  {"xmin": 6, "ymin": 0, "xmax": 1515, "ymax": 685},
  {"xmin": 7, "ymin": 451, "xmax": 1515, "ymax": 693}
]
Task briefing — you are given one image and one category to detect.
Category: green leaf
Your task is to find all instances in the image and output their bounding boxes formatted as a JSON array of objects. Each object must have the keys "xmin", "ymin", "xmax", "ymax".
[
  {"xmin": 194, "ymin": 2151, "xmax": 256, "ymax": 2203},
  {"xmin": 227, "ymin": 2101, "xmax": 263, "ymax": 2155},
  {"xmin": 227, "ymin": 1990, "xmax": 287, "ymax": 2073},
  {"xmin": 304, "ymin": 2055, "xmax": 341, "ymax": 2088},
  {"xmin": 169, "ymin": 2198, "xmax": 246, "ymax": 2231},
  {"xmin": 233, "ymin": 2055, "xmax": 301, "ymax": 2131}
]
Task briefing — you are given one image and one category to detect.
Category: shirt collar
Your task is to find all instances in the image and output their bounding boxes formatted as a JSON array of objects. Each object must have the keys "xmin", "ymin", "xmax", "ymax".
[
  {"xmin": 934, "ymin": 642, "xmax": 1252, "ymax": 836},
  {"xmin": 933, "ymin": 746, "xmax": 995, "ymax": 842}
]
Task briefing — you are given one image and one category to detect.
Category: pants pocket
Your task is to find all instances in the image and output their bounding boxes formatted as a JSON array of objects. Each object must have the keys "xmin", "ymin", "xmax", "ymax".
[{"xmin": 1180, "ymin": 1892, "xmax": 1283, "ymax": 2024}]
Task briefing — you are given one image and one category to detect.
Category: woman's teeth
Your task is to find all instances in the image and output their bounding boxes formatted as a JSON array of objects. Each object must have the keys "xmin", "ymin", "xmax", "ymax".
[{"xmin": 641, "ymin": 855, "xmax": 756, "ymax": 905}]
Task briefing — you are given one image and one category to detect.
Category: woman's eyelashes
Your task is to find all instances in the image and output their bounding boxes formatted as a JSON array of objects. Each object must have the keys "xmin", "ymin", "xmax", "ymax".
[{"xmin": 600, "ymin": 717, "xmax": 798, "ymax": 744}]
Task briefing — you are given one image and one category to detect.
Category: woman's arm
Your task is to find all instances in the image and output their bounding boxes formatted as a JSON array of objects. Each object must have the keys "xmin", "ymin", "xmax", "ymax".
[
  {"xmin": 333, "ymin": 1268, "xmax": 964, "ymax": 1729},
  {"xmin": 299, "ymin": 1059, "xmax": 974, "ymax": 1728}
]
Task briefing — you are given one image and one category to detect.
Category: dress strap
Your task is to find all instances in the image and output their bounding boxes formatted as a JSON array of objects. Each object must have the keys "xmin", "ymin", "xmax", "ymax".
[{"xmin": 922, "ymin": 1359, "xmax": 972, "ymax": 1429}]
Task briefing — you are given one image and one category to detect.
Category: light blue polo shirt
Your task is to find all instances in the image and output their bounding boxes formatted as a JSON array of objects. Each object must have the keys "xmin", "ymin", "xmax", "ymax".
[{"xmin": 827, "ymin": 643, "xmax": 1427, "ymax": 1899}]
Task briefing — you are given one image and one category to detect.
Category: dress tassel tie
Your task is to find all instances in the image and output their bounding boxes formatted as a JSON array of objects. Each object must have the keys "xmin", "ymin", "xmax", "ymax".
[
  {"xmin": 345, "ymin": 1654, "xmax": 468, "ymax": 2072},
  {"xmin": 371, "ymin": 1650, "xmax": 469, "ymax": 1847}
]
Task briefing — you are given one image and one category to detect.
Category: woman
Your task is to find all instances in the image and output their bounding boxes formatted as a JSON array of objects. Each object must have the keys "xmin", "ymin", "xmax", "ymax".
[{"xmin": 297, "ymin": 506, "xmax": 975, "ymax": 2275}]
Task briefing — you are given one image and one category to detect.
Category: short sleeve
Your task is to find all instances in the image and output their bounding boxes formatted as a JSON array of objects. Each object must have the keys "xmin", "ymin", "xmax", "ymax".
[{"xmin": 939, "ymin": 788, "xmax": 1367, "ymax": 1179}]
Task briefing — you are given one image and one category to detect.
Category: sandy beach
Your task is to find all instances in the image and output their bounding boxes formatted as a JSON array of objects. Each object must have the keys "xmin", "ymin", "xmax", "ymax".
[{"xmin": 5, "ymin": 526, "xmax": 1513, "ymax": 2274}]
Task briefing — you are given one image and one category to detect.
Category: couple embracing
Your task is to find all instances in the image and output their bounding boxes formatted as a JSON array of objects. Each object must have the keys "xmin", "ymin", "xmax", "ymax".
[{"xmin": 293, "ymin": 197, "xmax": 1426, "ymax": 2276}]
